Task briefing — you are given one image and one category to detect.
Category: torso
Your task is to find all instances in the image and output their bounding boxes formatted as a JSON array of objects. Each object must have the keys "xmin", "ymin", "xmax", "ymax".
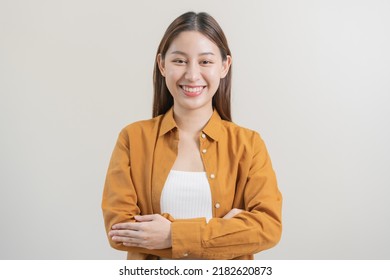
[{"xmin": 171, "ymin": 129, "xmax": 204, "ymax": 172}]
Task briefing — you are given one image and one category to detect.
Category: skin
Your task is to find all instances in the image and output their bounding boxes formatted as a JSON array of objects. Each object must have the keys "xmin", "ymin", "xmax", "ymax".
[{"xmin": 109, "ymin": 31, "xmax": 242, "ymax": 250}]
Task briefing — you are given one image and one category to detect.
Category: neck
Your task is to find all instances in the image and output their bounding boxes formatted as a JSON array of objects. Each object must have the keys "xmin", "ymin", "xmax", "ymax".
[{"xmin": 173, "ymin": 105, "xmax": 213, "ymax": 135}]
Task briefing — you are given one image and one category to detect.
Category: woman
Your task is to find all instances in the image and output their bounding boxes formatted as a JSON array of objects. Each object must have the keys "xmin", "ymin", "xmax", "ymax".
[{"xmin": 102, "ymin": 11, "xmax": 282, "ymax": 260}]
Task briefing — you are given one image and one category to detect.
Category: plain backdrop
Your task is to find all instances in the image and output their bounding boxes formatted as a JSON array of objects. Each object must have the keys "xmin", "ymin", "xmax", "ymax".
[{"xmin": 1, "ymin": 0, "xmax": 389, "ymax": 259}]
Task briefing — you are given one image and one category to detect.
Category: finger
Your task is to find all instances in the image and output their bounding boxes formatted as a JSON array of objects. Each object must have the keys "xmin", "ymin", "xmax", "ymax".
[
  {"xmin": 134, "ymin": 214, "xmax": 159, "ymax": 222},
  {"xmin": 112, "ymin": 222, "xmax": 142, "ymax": 230},
  {"xmin": 112, "ymin": 235, "xmax": 139, "ymax": 244},
  {"xmin": 123, "ymin": 242, "xmax": 137, "ymax": 247},
  {"xmin": 123, "ymin": 241, "xmax": 146, "ymax": 248},
  {"xmin": 223, "ymin": 208, "xmax": 244, "ymax": 219},
  {"xmin": 112, "ymin": 223, "xmax": 131, "ymax": 230},
  {"xmin": 222, "ymin": 212, "xmax": 234, "ymax": 219},
  {"xmin": 109, "ymin": 229, "xmax": 143, "ymax": 238},
  {"xmin": 111, "ymin": 230, "xmax": 145, "ymax": 241}
]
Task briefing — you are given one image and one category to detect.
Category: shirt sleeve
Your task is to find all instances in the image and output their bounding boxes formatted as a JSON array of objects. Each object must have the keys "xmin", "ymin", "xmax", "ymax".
[
  {"xmin": 101, "ymin": 129, "xmax": 172, "ymax": 257},
  {"xmin": 170, "ymin": 132, "xmax": 283, "ymax": 259}
]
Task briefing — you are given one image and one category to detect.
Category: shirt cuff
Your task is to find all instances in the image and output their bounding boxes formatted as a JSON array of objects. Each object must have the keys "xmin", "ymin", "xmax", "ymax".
[{"xmin": 171, "ymin": 218, "xmax": 206, "ymax": 259}]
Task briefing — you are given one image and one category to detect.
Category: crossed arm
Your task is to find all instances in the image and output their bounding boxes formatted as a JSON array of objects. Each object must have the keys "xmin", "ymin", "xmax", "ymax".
[
  {"xmin": 103, "ymin": 131, "xmax": 282, "ymax": 258},
  {"xmin": 109, "ymin": 208, "xmax": 243, "ymax": 250}
]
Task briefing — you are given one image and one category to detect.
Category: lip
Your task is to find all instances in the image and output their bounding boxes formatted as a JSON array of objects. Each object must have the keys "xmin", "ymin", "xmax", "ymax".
[{"xmin": 180, "ymin": 85, "xmax": 206, "ymax": 97}]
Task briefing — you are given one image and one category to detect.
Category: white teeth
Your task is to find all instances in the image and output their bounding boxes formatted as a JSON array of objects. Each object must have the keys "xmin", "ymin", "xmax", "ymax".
[{"xmin": 182, "ymin": 86, "xmax": 203, "ymax": 93}]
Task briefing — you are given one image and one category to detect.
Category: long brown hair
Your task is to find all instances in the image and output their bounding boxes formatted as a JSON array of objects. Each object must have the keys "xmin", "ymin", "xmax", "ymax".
[{"xmin": 152, "ymin": 12, "xmax": 233, "ymax": 121}]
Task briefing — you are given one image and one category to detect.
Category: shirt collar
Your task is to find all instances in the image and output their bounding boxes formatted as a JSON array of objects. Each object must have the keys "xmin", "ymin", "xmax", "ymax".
[
  {"xmin": 159, "ymin": 107, "xmax": 177, "ymax": 137},
  {"xmin": 159, "ymin": 107, "xmax": 223, "ymax": 141},
  {"xmin": 202, "ymin": 109, "xmax": 222, "ymax": 141}
]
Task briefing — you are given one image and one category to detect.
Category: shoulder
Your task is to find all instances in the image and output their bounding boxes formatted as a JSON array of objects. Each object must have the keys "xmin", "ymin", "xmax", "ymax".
[
  {"xmin": 221, "ymin": 120, "xmax": 262, "ymax": 142},
  {"xmin": 219, "ymin": 120, "xmax": 267, "ymax": 156},
  {"xmin": 118, "ymin": 115, "xmax": 163, "ymax": 139},
  {"xmin": 220, "ymin": 121, "xmax": 271, "ymax": 166}
]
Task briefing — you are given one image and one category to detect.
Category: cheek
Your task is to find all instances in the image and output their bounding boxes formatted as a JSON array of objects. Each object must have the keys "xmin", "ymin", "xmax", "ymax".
[
  {"xmin": 204, "ymin": 69, "xmax": 222, "ymax": 85},
  {"xmin": 165, "ymin": 66, "xmax": 183, "ymax": 78}
]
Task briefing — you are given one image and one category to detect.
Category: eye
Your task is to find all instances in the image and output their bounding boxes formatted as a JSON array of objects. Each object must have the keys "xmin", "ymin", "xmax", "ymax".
[
  {"xmin": 201, "ymin": 60, "xmax": 213, "ymax": 65},
  {"xmin": 173, "ymin": 59, "xmax": 186, "ymax": 64}
]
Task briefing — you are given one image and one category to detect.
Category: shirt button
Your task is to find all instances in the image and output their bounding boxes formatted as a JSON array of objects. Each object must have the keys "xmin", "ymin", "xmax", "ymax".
[
  {"xmin": 210, "ymin": 173, "xmax": 215, "ymax": 179},
  {"xmin": 215, "ymin": 203, "xmax": 221, "ymax": 209},
  {"xmin": 201, "ymin": 133, "xmax": 206, "ymax": 139},
  {"xmin": 202, "ymin": 149, "xmax": 207, "ymax": 154}
]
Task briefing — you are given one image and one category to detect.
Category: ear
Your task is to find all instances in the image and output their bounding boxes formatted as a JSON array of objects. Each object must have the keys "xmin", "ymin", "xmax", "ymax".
[
  {"xmin": 157, "ymin": 54, "xmax": 166, "ymax": 77},
  {"xmin": 220, "ymin": 55, "xmax": 232, "ymax": 79}
]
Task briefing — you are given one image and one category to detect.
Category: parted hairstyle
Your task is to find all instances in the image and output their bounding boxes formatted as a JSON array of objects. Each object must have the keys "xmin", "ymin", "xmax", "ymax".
[{"xmin": 152, "ymin": 11, "xmax": 233, "ymax": 121}]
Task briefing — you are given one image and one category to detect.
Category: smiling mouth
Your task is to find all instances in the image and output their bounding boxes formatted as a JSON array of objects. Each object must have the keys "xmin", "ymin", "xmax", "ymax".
[{"xmin": 180, "ymin": 85, "xmax": 206, "ymax": 93}]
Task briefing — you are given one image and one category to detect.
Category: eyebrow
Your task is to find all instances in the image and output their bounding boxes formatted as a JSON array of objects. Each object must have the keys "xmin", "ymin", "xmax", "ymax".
[{"xmin": 170, "ymin": 50, "xmax": 215, "ymax": 56}]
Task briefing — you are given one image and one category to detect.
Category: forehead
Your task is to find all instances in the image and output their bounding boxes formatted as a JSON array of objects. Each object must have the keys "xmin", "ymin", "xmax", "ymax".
[{"xmin": 167, "ymin": 31, "xmax": 220, "ymax": 55}]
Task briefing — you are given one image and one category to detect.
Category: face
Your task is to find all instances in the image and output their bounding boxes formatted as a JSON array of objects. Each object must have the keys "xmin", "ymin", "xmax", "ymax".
[{"xmin": 157, "ymin": 31, "xmax": 231, "ymax": 114}]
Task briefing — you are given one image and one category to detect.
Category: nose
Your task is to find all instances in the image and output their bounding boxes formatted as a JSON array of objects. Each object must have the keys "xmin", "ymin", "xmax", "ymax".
[{"xmin": 184, "ymin": 62, "xmax": 200, "ymax": 81}]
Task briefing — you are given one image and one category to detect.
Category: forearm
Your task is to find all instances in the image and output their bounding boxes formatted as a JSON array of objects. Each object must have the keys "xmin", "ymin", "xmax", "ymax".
[
  {"xmin": 106, "ymin": 212, "xmax": 175, "ymax": 258},
  {"xmin": 171, "ymin": 211, "xmax": 282, "ymax": 259}
]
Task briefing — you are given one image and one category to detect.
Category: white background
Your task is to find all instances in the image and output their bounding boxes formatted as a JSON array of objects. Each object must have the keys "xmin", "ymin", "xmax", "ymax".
[{"xmin": 1, "ymin": 0, "xmax": 389, "ymax": 259}]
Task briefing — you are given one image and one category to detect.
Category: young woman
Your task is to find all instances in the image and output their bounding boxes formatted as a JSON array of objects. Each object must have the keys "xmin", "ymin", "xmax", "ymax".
[{"xmin": 102, "ymin": 11, "xmax": 282, "ymax": 260}]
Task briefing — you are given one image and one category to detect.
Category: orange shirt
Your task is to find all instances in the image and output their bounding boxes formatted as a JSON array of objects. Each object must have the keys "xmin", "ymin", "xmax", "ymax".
[{"xmin": 102, "ymin": 107, "xmax": 282, "ymax": 259}]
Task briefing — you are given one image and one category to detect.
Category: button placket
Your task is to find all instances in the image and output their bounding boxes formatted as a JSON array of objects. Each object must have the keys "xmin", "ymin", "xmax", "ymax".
[
  {"xmin": 200, "ymin": 134, "xmax": 219, "ymax": 217},
  {"xmin": 200, "ymin": 133, "xmax": 208, "ymax": 161}
]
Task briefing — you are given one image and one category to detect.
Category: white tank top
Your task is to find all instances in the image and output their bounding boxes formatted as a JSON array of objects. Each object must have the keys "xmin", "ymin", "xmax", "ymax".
[{"xmin": 160, "ymin": 170, "xmax": 213, "ymax": 221}]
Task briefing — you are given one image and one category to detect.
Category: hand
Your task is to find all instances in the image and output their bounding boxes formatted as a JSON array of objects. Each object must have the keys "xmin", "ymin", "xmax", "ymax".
[
  {"xmin": 109, "ymin": 214, "xmax": 172, "ymax": 250},
  {"xmin": 223, "ymin": 208, "xmax": 243, "ymax": 219}
]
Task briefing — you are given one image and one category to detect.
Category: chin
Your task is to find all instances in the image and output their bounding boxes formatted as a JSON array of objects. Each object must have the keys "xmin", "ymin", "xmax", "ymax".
[{"xmin": 179, "ymin": 103, "xmax": 213, "ymax": 112}]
